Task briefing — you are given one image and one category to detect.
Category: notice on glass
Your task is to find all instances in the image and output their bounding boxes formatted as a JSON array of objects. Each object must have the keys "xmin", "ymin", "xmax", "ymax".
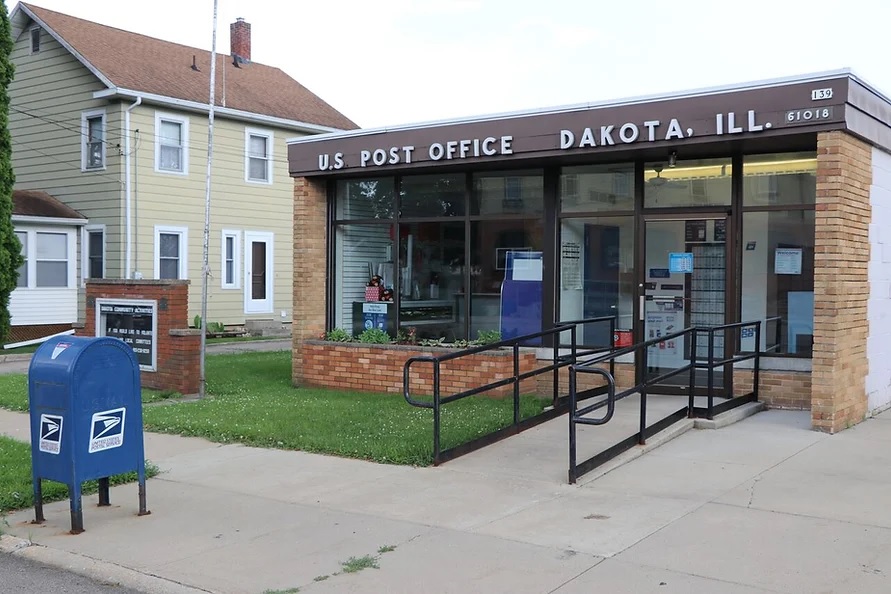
[
  {"xmin": 561, "ymin": 242, "xmax": 582, "ymax": 290},
  {"xmin": 513, "ymin": 257, "xmax": 543, "ymax": 281},
  {"xmin": 775, "ymin": 248, "xmax": 802, "ymax": 275}
]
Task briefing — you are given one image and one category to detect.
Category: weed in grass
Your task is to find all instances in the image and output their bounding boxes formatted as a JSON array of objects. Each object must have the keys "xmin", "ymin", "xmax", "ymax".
[
  {"xmin": 378, "ymin": 545, "xmax": 396, "ymax": 554},
  {"xmin": 313, "ymin": 575, "xmax": 330, "ymax": 582},
  {"xmin": 341, "ymin": 555, "xmax": 379, "ymax": 573},
  {"xmin": 262, "ymin": 589, "xmax": 299, "ymax": 594}
]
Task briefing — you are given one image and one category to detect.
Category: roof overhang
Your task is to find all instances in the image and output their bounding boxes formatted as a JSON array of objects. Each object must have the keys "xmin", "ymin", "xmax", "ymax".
[
  {"xmin": 13, "ymin": 215, "xmax": 88, "ymax": 226},
  {"xmin": 93, "ymin": 88, "xmax": 343, "ymax": 135},
  {"xmin": 287, "ymin": 69, "xmax": 891, "ymax": 178}
]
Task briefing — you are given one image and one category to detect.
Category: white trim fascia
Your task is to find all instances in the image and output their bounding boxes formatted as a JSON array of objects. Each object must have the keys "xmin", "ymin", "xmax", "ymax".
[
  {"xmin": 244, "ymin": 127, "xmax": 274, "ymax": 184},
  {"xmin": 14, "ymin": 5, "xmax": 117, "ymax": 90},
  {"xmin": 153, "ymin": 225, "xmax": 189, "ymax": 280},
  {"xmin": 286, "ymin": 68, "xmax": 860, "ymax": 146},
  {"xmin": 94, "ymin": 87, "xmax": 344, "ymax": 134},
  {"xmin": 13, "ymin": 215, "xmax": 87, "ymax": 226}
]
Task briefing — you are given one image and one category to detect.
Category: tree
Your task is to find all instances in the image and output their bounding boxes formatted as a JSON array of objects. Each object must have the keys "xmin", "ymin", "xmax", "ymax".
[{"xmin": 0, "ymin": 2, "xmax": 22, "ymax": 342}]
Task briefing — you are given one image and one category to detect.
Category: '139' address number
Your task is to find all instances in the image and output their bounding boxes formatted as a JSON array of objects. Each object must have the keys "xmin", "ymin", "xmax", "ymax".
[{"xmin": 785, "ymin": 107, "xmax": 833, "ymax": 125}]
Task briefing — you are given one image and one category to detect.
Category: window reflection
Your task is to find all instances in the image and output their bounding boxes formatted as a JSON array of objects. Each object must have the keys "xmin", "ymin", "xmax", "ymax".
[{"xmin": 644, "ymin": 158, "xmax": 732, "ymax": 208}]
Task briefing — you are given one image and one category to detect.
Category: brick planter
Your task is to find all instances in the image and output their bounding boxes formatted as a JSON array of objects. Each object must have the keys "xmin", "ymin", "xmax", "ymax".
[{"xmin": 303, "ymin": 340, "xmax": 539, "ymax": 396}]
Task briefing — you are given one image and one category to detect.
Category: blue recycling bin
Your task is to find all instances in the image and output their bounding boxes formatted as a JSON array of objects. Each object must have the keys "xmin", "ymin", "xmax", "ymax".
[{"xmin": 28, "ymin": 335, "xmax": 149, "ymax": 534}]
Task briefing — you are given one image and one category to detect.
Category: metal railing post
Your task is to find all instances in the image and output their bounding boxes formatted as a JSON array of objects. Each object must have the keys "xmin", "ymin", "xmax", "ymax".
[
  {"xmin": 707, "ymin": 330, "xmax": 715, "ymax": 420},
  {"xmin": 639, "ymin": 384, "xmax": 648, "ymax": 445},
  {"xmin": 754, "ymin": 322, "xmax": 762, "ymax": 402},
  {"xmin": 513, "ymin": 343, "xmax": 520, "ymax": 427},
  {"xmin": 553, "ymin": 329, "xmax": 560, "ymax": 406},
  {"xmin": 433, "ymin": 360, "xmax": 442, "ymax": 465},
  {"xmin": 688, "ymin": 329, "xmax": 697, "ymax": 417},
  {"xmin": 609, "ymin": 318, "xmax": 616, "ymax": 379},
  {"xmin": 568, "ymin": 365, "xmax": 578, "ymax": 484}
]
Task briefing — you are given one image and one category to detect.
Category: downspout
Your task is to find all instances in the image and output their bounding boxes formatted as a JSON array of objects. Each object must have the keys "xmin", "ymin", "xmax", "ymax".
[{"xmin": 124, "ymin": 96, "xmax": 142, "ymax": 279}]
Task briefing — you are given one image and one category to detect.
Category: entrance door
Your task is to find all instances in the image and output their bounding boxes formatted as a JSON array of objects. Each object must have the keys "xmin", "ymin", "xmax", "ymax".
[
  {"xmin": 244, "ymin": 231, "xmax": 274, "ymax": 314},
  {"xmin": 639, "ymin": 217, "xmax": 730, "ymax": 393}
]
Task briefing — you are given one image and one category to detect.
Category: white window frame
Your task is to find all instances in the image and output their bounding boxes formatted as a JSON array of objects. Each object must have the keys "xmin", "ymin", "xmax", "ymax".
[
  {"xmin": 221, "ymin": 229, "xmax": 241, "ymax": 289},
  {"xmin": 244, "ymin": 128, "xmax": 273, "ymax": 184},
  {"xmin": 154, "ymin": 111, "xmax": 189, "ymax": 175},
  {"xmin": 29, "ymin": 26, "xmax": 40, "ymax": 54},
  {"xmin": 153, "ymin": 225, "xmax": 188, "ymax": 280},
  {"xmin": 14, "ymin": 227, "xmax": 76, "ymax": 289},
  {"xmin": 81, "ymin": 110, "xmax": 107, "ymax": 171},
  {"xmin": 82, "ymin": 224, "xmax": 106, "ymax": 284},
  {"xmin": 14, "ymin": 230, "xmax": 27, "ymax": 289}
]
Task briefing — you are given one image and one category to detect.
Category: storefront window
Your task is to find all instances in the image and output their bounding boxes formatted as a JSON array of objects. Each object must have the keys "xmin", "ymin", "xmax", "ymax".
[
  {"xmin": 335, "ymin": 177, "xmax": 395, "ymax": 220},
  {"xmin": 743, "ymin": 152, "xmax": 816, "ymax": 206},
  {"xmin": 400, "ymin": 173, "xmax": 465, "ymax": 218},
  {"xmin": 333, "ymin": 223, "xmax": 394, "ymax": 334},
  {"xmin": 560, "ymin": 164, "xmax": 634, "ymax": 213},
  {"xmin": 472, "ymin": 170, "xmax": 543, "ymax": 215},
  {"xmin": 396, "ymin": 222, "xmax": 466, "ymax": 341},
  {"xmin": 559, "ymin": 217, "xmax": 634, "ymax": 347},
  {"xmin": 466, "ymin": 220, "xmax": 543, "ymax": 340},
  {"xmin": 741, "ymin": 210, "xmax": 815, "ymax": 356},
  {"xmin": 644, "ymin": 158, "xmax": 732, "ymax": 208}
]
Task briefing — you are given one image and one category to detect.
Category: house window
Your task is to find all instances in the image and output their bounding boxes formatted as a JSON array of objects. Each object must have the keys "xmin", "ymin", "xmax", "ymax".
[
  {"xmin": 82, "ymin": 111, "xmax": 106, "ymax": 170},
  {"xmin": 87, "ymin": 228, "xmax": 105, "ymax": 279},
  {"xmin": 221, "ymin": 230, "xmax": 240, "ymax": 289},
  {"xmin": 154, "ymin": 225, "xmax": 188, "ymax": 279},
  {"xmin": 30, "ymin": 27, "xmax": 40, "ymax": 54},
  {"xmin": 15, "ymin": 231, "xmax": 26, "ymax": 288},
  {"xmin": 245, "ymin": 129, "xmax": 272, "ymax": 183},
  {"xmin": 155, "ymin": 113, "xmax": 189, "ymax": 174},
  {"xmin": 35, "ymin": 232, "xmax": 68, "ymax": 287}
]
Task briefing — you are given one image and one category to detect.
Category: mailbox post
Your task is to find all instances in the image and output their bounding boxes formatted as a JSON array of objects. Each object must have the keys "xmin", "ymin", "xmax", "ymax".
[{"xmin": 28, "ymin": 336, "xmax": 150, "ymax": 534}]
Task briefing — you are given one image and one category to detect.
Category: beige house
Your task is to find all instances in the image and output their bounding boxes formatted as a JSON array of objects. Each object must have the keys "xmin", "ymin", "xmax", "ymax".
[{"xmin": 8, "ymin": 3, "xmax": 356, "ymax": 337}]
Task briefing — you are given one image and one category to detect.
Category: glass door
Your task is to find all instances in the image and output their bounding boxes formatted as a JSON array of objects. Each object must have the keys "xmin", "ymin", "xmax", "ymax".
[{"xmin": 639, "ymin": 217, "xmax": 730, "ymax": 393}]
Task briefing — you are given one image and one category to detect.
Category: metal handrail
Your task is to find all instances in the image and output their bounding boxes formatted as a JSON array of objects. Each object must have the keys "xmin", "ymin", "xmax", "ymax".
[{"xmin": 402, "ymin": 316, "xmax": 617, "ymax": 464}]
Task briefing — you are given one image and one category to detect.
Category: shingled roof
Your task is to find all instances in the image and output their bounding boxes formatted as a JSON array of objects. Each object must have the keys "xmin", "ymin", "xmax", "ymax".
[
  {"xmin": 13, "ymin": 190, "xmax": 87, "ymax": 220},
  {"xmin": 17, "ymin": 3, "xmax": 358, "ymax": 131}
]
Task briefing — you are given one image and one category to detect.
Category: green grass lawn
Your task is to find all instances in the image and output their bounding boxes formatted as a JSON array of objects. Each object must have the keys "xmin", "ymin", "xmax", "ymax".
[
  {"xmin": 0, "ymin": 436, "xmax": 158, "ymax": 515},
  {"xmin": 0, "ymin": 351, "xmax": 550, "ymax": 466}
]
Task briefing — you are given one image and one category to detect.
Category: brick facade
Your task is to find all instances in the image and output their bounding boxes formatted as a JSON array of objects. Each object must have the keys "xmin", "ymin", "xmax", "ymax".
[
  {"xmin": 303, "ymin": 341, "xmax": 538, "ymax": 396},
  {"xmin": 812, "ymin": 131, "xmax": 872, "ymax": 432},
  {"xmin": 292, "ymin": 177, "xmax": 329, "ymax": 387},
  {"xmin": 80, "ymin": 280, "xmax": 200, "ymax": 395},
  {"xmin": 733, "ymin": 369, "xmax": 812, "ymax": 410}
]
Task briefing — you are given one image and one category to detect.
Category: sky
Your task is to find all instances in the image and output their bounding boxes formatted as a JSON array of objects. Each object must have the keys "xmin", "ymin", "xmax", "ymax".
[{"xmin": 10, "ymin": 0, "xmax": 891, "ymax": 129}]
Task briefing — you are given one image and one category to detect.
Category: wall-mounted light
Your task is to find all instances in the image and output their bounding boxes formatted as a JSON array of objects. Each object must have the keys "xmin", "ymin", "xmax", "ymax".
[{"xmin": 668, "ymin": 151, "xmax": 678, "ymax": 168}]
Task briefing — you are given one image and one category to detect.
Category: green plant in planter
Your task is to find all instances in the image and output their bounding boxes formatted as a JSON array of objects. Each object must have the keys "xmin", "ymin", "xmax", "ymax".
[
  {"xmin": 193, "ymin": 314, "xmax": 202, "ymax": 329},
  {"xmin": 418, "ymin": 337, "xmax": 445, "ymax": 347},
  {"xmin": 325, "ymin": 327, "xmax": 352, "ymax": 342},
  {"xmin": 208, "ymin": 322, "xmax": 226, "ymax": 333},
  {"xmin": 356, "ymin": 328, "xmax": 392, "ymax": 344},
  {"xmin": 476, "ymin": 329, "xmax": 502, "ymax": 345}
]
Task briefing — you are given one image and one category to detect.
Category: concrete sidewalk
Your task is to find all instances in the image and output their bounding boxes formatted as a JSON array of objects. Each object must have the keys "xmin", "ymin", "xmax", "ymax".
[{"xmin": 3, "ymin": 404, "xmax": 891, "ymax": 594}]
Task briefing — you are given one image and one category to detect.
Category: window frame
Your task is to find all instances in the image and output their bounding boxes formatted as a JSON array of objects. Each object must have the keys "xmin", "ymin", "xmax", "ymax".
[
  {"xmin": 81, "ymin": 109, "xmax": 107, "ymax": 171},
  {"xmin": 244, "ymin": 127, "xmax": 273, "ymax": 184},
  {"xmin": 221, "ymin": 229, "xmax": 241, "ymax": 289},
  {"xmin": 14, "ymin": 230, "xmax": 27, "ymax": 288},
  {"xmin": 154, "ymin": 112, "xmax": 189, "ymax": 175},
  {"xmin": 29, "ymin": 26, "xmax": 40, "ymax": 54},
  {"xmin": 82, "ymin": 224, "xmax": 106, "ymax": 283},
  {"xmin": 153, "ymin": 225, "xmax": 189, "ymax": 280},
  {"xmin": 13, "ymin": 227, "xmax": 76, "ymax": 290}
]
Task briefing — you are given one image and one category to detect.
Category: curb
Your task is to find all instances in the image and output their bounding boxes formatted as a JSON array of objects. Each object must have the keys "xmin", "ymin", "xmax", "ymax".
[{"xmin": 0, "ymin": 535, "xmax": 211, "ymax": 594}]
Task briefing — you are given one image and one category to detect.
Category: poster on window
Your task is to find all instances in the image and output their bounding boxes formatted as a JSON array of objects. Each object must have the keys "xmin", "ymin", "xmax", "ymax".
[
  {"xmin": 561, "ymin": 241, "xmax": 582, "ymax": 290},
  {"xmin": 775, "ymin": 248, "xmax": 802, "ymax": 275}
]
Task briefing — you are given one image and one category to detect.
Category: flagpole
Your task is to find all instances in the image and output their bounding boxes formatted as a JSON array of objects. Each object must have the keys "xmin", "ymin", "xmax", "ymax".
[{"xmin": 199, "ymin": 0, "xmax": 219, "ymax": 398}]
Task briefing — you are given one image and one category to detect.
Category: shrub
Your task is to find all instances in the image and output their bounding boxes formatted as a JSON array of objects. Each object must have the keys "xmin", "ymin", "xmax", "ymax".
[
  {"xmin": 325, "ymin": 327, "xmax": 352, "ymax": 342},
  {"xmin": 356, "ymin": 328, "xmax": 392, "ymax": 344},
  {"xmin": 193, "ymin": 314, "xmax": 202, "ymax": 329}
]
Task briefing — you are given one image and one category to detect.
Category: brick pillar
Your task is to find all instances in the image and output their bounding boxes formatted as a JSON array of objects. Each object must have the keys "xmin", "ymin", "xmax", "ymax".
[
  {"xmin": 293, "ymin": 177, "xmax": 328, "ymax": 386},
  {"xmin": 812, "ymin": 131, "xmax": 872, "ymax": 432}
]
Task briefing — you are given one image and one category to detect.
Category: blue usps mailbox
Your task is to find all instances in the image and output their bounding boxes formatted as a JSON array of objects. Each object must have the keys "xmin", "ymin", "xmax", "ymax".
[{"xmin": 28, "ymin": 335, "xmax": 149, "ymax": 534}]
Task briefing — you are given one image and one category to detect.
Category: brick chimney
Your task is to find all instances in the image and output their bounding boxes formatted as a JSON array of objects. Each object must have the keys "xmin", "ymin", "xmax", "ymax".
[{"xmin": 230, "ymin": 17, "xmax": 251, "ymax": 64}]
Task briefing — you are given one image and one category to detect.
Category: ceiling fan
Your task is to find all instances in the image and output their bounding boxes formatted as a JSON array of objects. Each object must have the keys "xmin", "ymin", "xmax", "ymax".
[{"xmin": 648, "ymin": 164, "xmax": 683, "ymax": 188}]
